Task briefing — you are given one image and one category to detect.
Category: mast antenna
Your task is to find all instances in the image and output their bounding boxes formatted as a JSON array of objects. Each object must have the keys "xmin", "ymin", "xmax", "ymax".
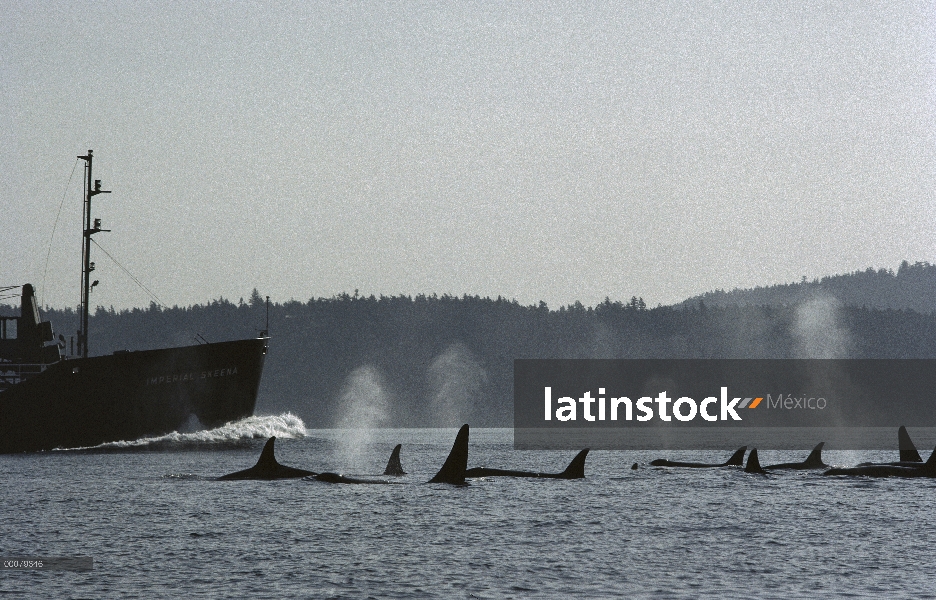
[{"xmin": 76, "ymin": 150, "xmax": 111, "ymax": 359}]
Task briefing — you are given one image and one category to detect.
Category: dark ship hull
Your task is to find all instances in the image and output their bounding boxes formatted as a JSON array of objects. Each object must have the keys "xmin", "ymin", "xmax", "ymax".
[
  {"xmin": 1, "ymin": 151, "xmax": 269, "ymax": 453},
  {"xmin": 0, "ymin": 338, "xmax": 267, "ymax": 453}
]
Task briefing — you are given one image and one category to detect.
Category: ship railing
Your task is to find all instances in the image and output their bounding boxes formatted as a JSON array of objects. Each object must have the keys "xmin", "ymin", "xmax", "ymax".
[{"xmin": 0, "ymin": 362, "xmax": 49, "ymax": 391}]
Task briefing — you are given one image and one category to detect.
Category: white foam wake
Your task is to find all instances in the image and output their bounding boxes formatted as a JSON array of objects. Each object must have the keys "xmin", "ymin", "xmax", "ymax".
[{"xmin": 60, "ymin": 412, "xmax": 307, "ymax": 452}]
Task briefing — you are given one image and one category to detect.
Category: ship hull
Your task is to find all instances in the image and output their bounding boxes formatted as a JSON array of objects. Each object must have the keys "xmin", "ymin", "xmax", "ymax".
[{"xmin": 0, "ymin": 338, "xmax": 267, "ymax": 453}]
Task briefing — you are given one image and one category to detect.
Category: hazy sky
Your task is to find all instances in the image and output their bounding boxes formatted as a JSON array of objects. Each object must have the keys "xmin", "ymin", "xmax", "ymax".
[{"xmin": 3, "ymin": 2, "xmax": 935, "ymax": 311}]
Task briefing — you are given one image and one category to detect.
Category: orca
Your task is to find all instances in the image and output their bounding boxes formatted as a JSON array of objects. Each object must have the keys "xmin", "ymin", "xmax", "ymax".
[
  {"xmin": 310, "ymin": 425, "xmax": 470, "ymax": 485},
  {"xmin": 427, "ymin": 424, "xmax": 470, "ymax": 484},
  {"xmin": 464, "ymin": 449, "xmax": 589, "ymax": 479},
  {"xmin": 650, "ymin": 446, "xmax": 747, "ymax": 468},
  {"xmin": 856, "ymin": 426, "xmax": 924, "ymax": 468},
  {"xmin": 823, "ymin": 445, "xmax": 936, "ymax": 478},
  {"xmin": 383, "ymin": 444, "xmax": 406, "ymax": 475},
  {"xmin": 744, "ymin": 448, "xmax": 766, "ymax": 474},
  {"xmin": 762, "ymin": 443, "xmax": 827, "ymax": 470},
  {"xmin": 311, "ymin": 445, "xmax": 407, "ymax": 484},
  {"xmin": 217, "ymin": 437, "xmax": 317, "ymax": 480}
]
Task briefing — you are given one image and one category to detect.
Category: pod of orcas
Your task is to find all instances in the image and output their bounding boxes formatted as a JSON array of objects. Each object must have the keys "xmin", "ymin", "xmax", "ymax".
[
  {"xmin": 650, "ymin": 426, "xmax": 936, "ymax": 478},
  {"xmin": 218, "ymin": 425, "xmax": 586, "ymax": 484},
  {"xmin": 217, "ymin": 424, "xmax": 935, "ymax": 482}
]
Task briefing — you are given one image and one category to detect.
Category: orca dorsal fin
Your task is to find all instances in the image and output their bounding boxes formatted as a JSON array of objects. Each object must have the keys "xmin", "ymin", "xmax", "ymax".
[
  {"xmin": 898, "ymin": 426, "xmax": 922, "ymax": 462},
  {"xmin": 383, "ymin": 444, "xmax": 406, "ymax": 476},
  {"xmin": 804, "ymin": 442, "xmax": 826, "ymax": 467},
  {"xmin": 559, "ymin": 449, "xmax": 589, "ymax": 479},
  {"xmin": 256, "ymin": 437, "xmax": 280, "ymax": 469},
  {"xmin": 428, "ymin": 424, "xmax": 469, "ymax": 484},
  {"xmin": 723, "ymin": 446, "xmax": 747, "ymax": 466},
  {"xmin": 745, "ymin": 448, "xmax": 766, "ymax": 474}
]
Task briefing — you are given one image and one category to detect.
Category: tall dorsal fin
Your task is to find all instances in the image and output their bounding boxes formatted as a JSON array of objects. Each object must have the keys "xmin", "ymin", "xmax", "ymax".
[
  {"xmin": 256, "ymin": 437, "xmax": 280, "ymax": 469},
  {"xmin": 383, "ymin": 444, "xmax": 406, "ymax": 475},
  {"xmin": 898, "ymin": 426, "xmax": 922, "ymax": 462},
  {"xmin": 723, "ymin": 446, "xmax": 747, "ymax": 466},
  {"xmin": 804, "ymin": 442, "xmax": 825, "ymax": 467},
  {"xmin": 559, "ymin": 449, "xmax": 589, "ymax": 479},
  {"xmin": 745, "ymin": 448, "xmax": 765, "ymax": 474},
  {"xmin": 428, "ymin": 424, "xmax": 469, "ymax": 484}
]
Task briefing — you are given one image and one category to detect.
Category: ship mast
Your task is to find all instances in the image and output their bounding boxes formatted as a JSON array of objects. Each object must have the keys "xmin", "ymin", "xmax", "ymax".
[{"xmin": 77, "ymin": 150, "xmax": 110, "ymax": 359}]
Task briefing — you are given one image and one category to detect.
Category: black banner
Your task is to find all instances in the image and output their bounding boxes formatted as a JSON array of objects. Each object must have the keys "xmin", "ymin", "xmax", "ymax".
[{"xmin": 514, "ymin": 359, "xmax": 936, "ymax": 449}]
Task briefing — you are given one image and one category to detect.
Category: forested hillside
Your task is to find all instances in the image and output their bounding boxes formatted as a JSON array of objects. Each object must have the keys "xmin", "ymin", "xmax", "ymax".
[{"xmin": 679, "ymin": 261, "xmax": 936, "ymax": 312}]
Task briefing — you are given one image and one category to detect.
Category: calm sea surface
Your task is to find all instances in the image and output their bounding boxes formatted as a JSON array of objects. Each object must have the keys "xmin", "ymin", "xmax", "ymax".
[{"xmin": 2, "ymin": 415, "xmax": 935, "ymax": 599}]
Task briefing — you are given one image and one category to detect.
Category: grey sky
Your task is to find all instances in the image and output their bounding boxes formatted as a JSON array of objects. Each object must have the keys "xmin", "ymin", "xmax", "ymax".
[{"xmin": 3, "ymin": 2, "xmax": 935, "ymax": 311}]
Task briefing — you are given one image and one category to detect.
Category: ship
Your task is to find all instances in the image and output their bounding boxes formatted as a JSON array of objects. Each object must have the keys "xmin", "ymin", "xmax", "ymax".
[{"xmin": 0, "ymin": 150, "xmax": 267, "ymax": 453}]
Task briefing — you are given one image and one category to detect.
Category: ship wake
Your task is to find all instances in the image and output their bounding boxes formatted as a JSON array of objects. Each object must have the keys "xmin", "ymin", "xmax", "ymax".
[{"xmin": 59, "ymin": 412, "xmax": 307, "ymax": 452}]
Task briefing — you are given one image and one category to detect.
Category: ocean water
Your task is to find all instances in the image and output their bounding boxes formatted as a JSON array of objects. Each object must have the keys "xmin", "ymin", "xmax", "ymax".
[{"xmin": 2, "ymin": 415, "xmax": 936, "ymax": 599}]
